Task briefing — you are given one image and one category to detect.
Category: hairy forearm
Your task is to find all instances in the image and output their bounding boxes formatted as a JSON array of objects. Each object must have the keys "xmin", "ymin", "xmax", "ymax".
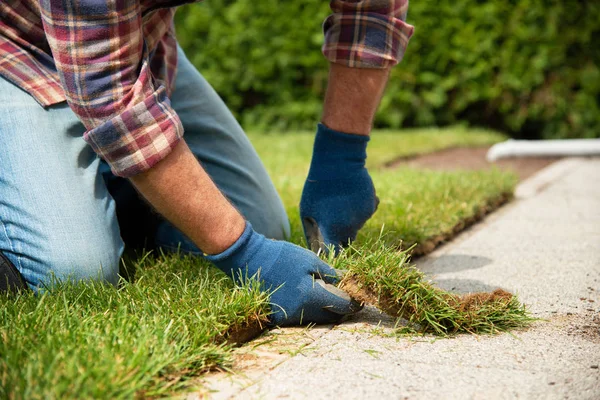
[
  {"xmin": 321, "ymin": 63, "xmax": 390, "ymax": 136},
  {"xmin": 129, "ymin": 140, "xmax": 245, "ymax": 254}
]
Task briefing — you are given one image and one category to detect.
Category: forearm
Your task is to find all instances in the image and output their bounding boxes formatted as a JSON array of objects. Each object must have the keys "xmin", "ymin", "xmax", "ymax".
[
  {"xmin": 321, "ymin": 0, "xmax": 414, "ymax": 135},
  {"xmin": 129, "ymin": 140, "xmax": 245, "ymax": 255},
  {"xmin": 321, "ymin": 63, "xmax": 390, "ymax": 136}
]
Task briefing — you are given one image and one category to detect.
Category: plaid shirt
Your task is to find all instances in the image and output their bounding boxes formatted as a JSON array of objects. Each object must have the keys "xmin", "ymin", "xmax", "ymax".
[{"xmin": 0, "ymin": 0, "xmax": 413, "ymax": 177}]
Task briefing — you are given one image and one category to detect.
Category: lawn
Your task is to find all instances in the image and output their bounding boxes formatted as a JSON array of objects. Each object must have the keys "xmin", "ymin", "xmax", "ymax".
[
  {"xmin": 0, "ymin": 254, "xmax": 269, "ymax": 398},
  {"xmin": 0, "ymin": 126, "xmax": 524, "ymax": 398}
]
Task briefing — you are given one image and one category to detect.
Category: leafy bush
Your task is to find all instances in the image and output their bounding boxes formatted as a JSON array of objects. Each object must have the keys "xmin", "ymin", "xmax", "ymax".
[{"xmin": 175, "ymin": 0, "xmax": 599, "ymax": 139}]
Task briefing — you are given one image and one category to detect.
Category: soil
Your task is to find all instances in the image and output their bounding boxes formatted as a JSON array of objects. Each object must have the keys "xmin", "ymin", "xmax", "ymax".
[
  {"xmin": 340, "ymin": 277, "xmax": 402, "ymax": 318},
  {"xmin": 223, "ymin": 318, "xmax": 268, "ymax": 346},
  {"xmin": 560, "ymin": 312, "xmax": 600, "ymax": 344},
  {"xmin": 456, "ymin": 289, "xmax": 513, "ymax": 312},
  {"xmin": 388, "ymin": 146, "xmax": 561, "ymax": 181}
]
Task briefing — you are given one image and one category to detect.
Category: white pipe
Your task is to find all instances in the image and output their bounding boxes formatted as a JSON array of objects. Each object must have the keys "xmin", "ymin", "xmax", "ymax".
[{"xmin": 486, "ymin": 139, "xmax": 600, "ymax": 162}]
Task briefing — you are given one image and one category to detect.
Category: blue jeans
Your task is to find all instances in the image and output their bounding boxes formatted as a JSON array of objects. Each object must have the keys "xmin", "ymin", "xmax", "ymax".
[{"xmin": 0, "ymin": 47, "xmax": 290, "ymax": 290}]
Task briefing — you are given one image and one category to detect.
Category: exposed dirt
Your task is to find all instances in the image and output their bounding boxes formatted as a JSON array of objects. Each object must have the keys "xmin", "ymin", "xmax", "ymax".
[
  {"xmin": 340, "ymin": 277, "xmax": 402, "ymax": 318},
  {"xmin": 388, "ymin": 146, "xmax": 561, "ymax": 181},
  {"xmin": 456, "ymin": 289, "xmax": 513, "ymax": 312},
  {"xmin": 559, "ymin": 312, "xmax": 600, "ymax": 344},
  {"xmin": 223, "ymin": 317, "xmax": 268, "ymax": 346}
]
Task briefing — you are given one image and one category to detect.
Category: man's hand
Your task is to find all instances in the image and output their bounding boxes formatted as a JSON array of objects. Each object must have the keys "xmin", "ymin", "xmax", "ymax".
[
  {"xmin": 206, "ymin": 222, "xmax": 362, "ymax": 326},
  {"xmin": 302, "ymin": 61, "xmax": 390, "ymax": 254},
  {"xmin": 300, "ymin": 124, "xmax": 379, "ymax": 254},
  {"xmin": 130, "ymin": 140, "xmax": 359, "ymax": 325}
]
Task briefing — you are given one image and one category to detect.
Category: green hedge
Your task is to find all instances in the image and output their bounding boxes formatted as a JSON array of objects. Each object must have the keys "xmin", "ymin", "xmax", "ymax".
[{"xmin": 175, "ymin": 0, "xmax": 599, "ymax": 139}]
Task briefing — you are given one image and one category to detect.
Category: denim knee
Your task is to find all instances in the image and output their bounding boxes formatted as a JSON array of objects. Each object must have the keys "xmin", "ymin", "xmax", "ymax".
[
  {"xmin": 43, "ymin": 241, "xmax": 122, "ymax": 287},
  {"xmin": 0, "ymin": 76, "xmax": 124, "ymax": 290},
  {"xmin": 3, "ymin": 230, "xmax": 123, "ymax": 291},
  {"xmin": 244, "ymin": 204, "xmax": 290, "ymax": 241}
]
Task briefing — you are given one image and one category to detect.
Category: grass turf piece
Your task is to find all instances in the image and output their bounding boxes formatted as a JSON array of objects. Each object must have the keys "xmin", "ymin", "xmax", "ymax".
[
  {"xmin": 359, "ymin": 168, "xmax": 516, "ymax": 254},
  {"xmin": 327, "ymin": 239, "xmax": 534, "ymax": 336},
  {"xmin": 0, "ymin": 252, "xmax": 269, "ymax": 399}
]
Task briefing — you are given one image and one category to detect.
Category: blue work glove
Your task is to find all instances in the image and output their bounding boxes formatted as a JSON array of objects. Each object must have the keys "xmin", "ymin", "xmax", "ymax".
[
  {"xmin": 205, "ymin": 222, "xmax": 362, "ymax": 326},
  {"xmin": 300, "ymin": 124, "xmax": 379, "ymax": 254}
]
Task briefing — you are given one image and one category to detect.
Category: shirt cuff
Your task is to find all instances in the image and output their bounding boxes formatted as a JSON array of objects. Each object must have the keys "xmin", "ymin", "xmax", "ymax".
[
  {"xmin": 322, "ymin": 1, "xmax": 415, "ymax": 68},
  {"xmin": 83, "ymin": 85, "xmax": 184, "ymax": 178}
]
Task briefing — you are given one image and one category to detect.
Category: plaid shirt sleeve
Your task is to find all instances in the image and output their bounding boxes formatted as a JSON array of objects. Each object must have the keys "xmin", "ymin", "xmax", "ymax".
[
  {"xmin": 40, "ymin": 0, "xmax": 183, "ymax": 178},
  {"xmin": 323, "ymin": 0, "xmax": 415, "ymax": 68}
]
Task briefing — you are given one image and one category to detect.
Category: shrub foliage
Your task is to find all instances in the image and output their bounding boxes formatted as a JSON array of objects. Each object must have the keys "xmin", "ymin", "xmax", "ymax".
[{"xmin": 175, "ymin": 0, "xmax": 599, "ymax": 139}]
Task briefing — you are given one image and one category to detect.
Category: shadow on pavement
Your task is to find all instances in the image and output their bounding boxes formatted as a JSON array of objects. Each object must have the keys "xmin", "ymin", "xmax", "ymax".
[
  {"xmin": 432, "ymin": 278, "xmax": 505, "ymax": 294},
  {"xmin": 419, "ymin": 253, "xmax": 493, "ymax": 273}
]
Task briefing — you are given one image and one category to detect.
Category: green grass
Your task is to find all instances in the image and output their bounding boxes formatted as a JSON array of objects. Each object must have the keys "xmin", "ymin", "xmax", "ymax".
[
  {"xmin": 253, "ymin": 126, "xmax": 530, "ymax": 334},
  {"xmin": 1, "ymin": 126, "xmax": 527, "ymax": 398},
  {"xmin": 0, "ymin": 253, "xmax": 269, "ymax": 399},
  {"xmin": 330, "ymin": 240, "xmax": 534, "ymax": 336},
  {"xmin": 361, "ymin": 168, "xmax": 515, "ymax": 251},
  {"xmin": 249, "ymin": 125, "xmax": 505, "ymax": 173}
]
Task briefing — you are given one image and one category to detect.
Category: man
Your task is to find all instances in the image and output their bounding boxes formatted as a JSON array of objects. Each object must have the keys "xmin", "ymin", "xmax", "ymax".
[{"xmin": 0, "ymin": 0, "xmax": 413, "ymax": 325}]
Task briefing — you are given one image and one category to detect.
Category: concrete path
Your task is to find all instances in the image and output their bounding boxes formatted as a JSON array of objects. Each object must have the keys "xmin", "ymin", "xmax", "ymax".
[{"xmin": 196, "ymin": 158, "xmax": 600, "ymax": 400}]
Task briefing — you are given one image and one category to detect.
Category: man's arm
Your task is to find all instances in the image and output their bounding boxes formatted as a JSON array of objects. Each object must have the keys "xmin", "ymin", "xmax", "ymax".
[
  {"xmin": 40, "ymin": 0, "xmax": 182, "ymax": 178},
  {"xmin": 300, "ymin": 0, "xmax": 414, "ymax": 253},
  {"xmin": 40, "ymin": 0, "xmax": 360, "ymax": 325},
  {"xmin": 321, "ymin": 64, "xmax": 390, "ymax": 136},
  {"xmin": 321, "ymin": 0, "xmax": 414, "ymax": 135},
  {"xmin": 130, "ymin": 140, "xmax": 245, "ymax": 254},
  {"xmin": 40, "ymin": 0, "xmax": 241, "ymax": 253},
  {"xmin": 128, "ymin": 137, "xmax": 362, "ymax": 326},
  {"xmin": 298, "ymin": 65, "xmax": 390, "ymax": 253}
]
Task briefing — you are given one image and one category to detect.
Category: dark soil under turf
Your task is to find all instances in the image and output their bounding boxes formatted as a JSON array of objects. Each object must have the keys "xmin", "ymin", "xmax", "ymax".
[{"xmin": 388, "ymin": 146, "xmax": 561, "ymax": 181}]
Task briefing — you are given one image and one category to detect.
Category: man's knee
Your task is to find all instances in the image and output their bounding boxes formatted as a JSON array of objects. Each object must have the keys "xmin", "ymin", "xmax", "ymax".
[
  {"xmin": 10, "ymin": 236, "xmax": 123, "ymax": 290},
  {"xmin": 48, "ymin": 245, "xmax": 121, "ymax": 286}
]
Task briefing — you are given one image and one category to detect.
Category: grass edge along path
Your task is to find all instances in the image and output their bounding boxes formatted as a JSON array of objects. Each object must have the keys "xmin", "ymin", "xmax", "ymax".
[
  {"xmin": 407, "ymin": 191, "xmax": 512, "ymax": 257},
  {"xmin": 331, "ymin": 239, "xmax": 534, "ymax": 336}
]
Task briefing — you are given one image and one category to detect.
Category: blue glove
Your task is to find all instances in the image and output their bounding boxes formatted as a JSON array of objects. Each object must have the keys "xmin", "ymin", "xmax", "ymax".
[
  {"xmin": 205, "ymin": 222, "xmax": 362, "ymax": 326},
  {"xmin": 300, "ymin": 124, "xmax": 379, "ymax": 254}
]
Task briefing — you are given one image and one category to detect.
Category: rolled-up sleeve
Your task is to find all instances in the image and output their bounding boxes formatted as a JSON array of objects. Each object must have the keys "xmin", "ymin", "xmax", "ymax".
[
  {"xmin": 40, "ymin": 0, "xmax": 183, "ymax": 177},
  {"xmin": 323, "ymin": 0, "xmax": 415, "ymax": 68}
]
